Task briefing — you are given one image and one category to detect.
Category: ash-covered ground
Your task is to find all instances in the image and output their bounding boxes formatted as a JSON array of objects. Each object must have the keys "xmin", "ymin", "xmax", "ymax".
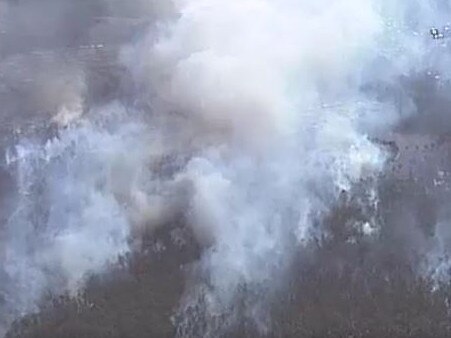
[{"xmin": 3, "ymin": 1, "xmax": 451, "ymax": 337}]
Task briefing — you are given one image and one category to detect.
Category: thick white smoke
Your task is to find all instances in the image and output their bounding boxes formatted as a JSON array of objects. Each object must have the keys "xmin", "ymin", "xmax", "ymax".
[
  {"xmin": 0, "ymin": 108, "xmax": 155, "ymax": 336},
  {"xmin": 122, "ymin": 0, "xmax": 396, "ymax": 335},
  {"xmin": 2, "ymin": 0, "xmax": 451, "ymax": 336},
  {"xmin": 122, "ymin": 0, "xmax": 451, "ymax": 335}
]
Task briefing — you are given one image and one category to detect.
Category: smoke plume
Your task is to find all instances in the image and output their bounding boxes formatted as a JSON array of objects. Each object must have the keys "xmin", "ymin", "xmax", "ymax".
[{"xmin": 2, "ymin": 0, "xmax": 451, "ymax": 337}]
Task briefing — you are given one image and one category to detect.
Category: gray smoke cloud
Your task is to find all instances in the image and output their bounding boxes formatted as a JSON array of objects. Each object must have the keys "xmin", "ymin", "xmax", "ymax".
[
  {"xmin": 120, "ymin": 0, "xmax": 440, "ymax": 335},
  {"xmin": 2, "ymin": 0, "xmax": 451, "ymax": 337}
]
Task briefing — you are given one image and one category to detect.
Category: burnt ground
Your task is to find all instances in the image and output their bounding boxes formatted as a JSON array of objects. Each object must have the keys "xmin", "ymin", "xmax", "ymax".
[
  {"xmin": 4, "ymin": 9, "xmax": 451, "ymax": 337},
  {"xmin": 4, "ymin": 52, "xmax": 451, "ymax": 337},
  {"xmin": 5, "ymin": 174, "xmax": 451, "ymax": 338},
  {"xmin": 5, "ymin": 237, "xmax": 451, "ymax": 338}
]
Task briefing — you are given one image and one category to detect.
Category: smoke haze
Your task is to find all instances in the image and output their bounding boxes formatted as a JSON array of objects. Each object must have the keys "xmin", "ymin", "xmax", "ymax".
[{"xmin": 2, "ymin": 0, "xmax": 451, "ymax": 337}]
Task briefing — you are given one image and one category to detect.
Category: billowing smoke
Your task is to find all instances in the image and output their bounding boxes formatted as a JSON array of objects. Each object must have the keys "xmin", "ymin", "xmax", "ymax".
[
  {"xmin": 120, "ymin": 0, "xmax": 427, "ymax": 335},
  {"xmin": 121, "ymin": 1, "xmax": 389, "ymax": 334},
  {"xmin": 1, "ymin": 114, "xmax": 147, "ymax": 331},
  {"xmin": 2, "ymin": 0, "xmax": 451, "ymax": 337}
]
